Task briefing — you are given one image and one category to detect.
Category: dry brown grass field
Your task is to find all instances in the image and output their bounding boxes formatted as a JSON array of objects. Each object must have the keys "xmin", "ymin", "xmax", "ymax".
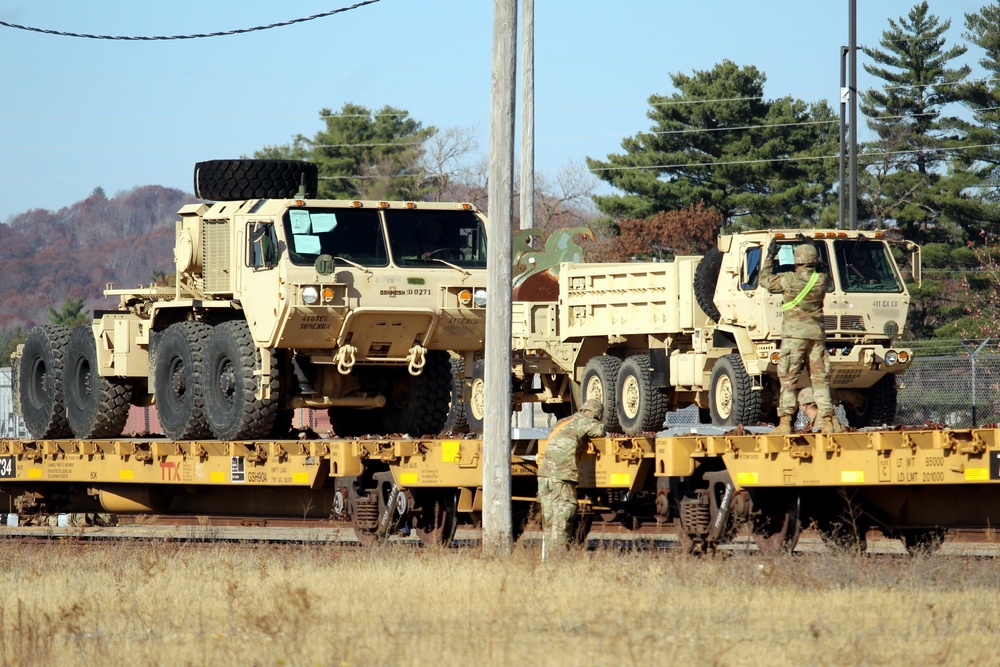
[{"xmin": 1, "ymin": 538, "xmax": 998, "ymax": 667}]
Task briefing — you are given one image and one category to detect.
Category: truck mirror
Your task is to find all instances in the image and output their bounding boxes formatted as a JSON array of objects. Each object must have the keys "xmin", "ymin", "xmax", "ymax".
[{"xmin": 249, "ymin": 222, "xmax": 277, "ymax": 268}]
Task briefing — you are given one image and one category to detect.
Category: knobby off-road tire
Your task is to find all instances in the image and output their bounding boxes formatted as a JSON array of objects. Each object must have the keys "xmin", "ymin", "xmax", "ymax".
[
  {"xmin": 442, "ymin": 355, "xmax": 468, "ymax": 433},
  {"xmin": 194, "ymin": 159, "xmax": 318, "ymax": 201},
  {"xmin": 19, "ymin": 324, "xmax": 73, "ymax": 439},
  {"xmin": 844, "ymin": 374, "xmax": 898, "ymax": 428},
  {"xmin": 65, "ymin": 325, "xmax": 132, "ymax": 439},
  {"xmin": 581, "ymin": 355, "xmax": 622, "ymax": 432},
  {"xmin": 616, "ymin": 354, "xmax": 667, "ymax": 434},
  {"xmin": 694, "ymin": 247, "xmax": 724, "ymax": 322},
  {"xmin": 708, "ymin": 353, "xmax": 761, "ymax": 427},
  {"xmin": 154, "ymin": 321, "xmax": 213, "ymax": 440},
  {"xmin": 380, "ymin": 350, "xmax": 453, "ymax": 436},
  {"xmin": 203, "ymin": 320, "xmax": 280, "ymax": 441},
  {"xmin": 466, "ymin": 359, "xmax": 487, "ymax": 434}
]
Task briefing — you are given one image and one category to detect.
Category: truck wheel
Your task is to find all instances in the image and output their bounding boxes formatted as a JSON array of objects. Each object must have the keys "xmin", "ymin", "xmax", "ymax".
[
  {"xmin": 843, "ymin": 375, "xmax": 897, "ymax": 428},
  {"xmin": 616, "ymin": 355, "xmax": 667, "ymax": 434},
  {"xmin": 193, "ymin": 159, "xmax": 318, "ymax": 201},
  {"xmin": 581, "ymin": 356, "xmax": 622, "ymax": 432},
  {"xmin": 443, "ymin": 356, "xmax": 468, "ymax": 433},
  {"xmin": 153, "ymin": 321, "xmax": 213, "ymax": 440},
  {"xmin": 466, "ymin": 359, "xmax": 487, "ymax": 434},
  {"xmin": 65, "ymin": 325, "xmax": 132, "ymax": 439},
  {"xmin": 203, "ymin": 320, "xmax": 279, "ymax": 441},
  {"xmin": 694, "ymin": 247, "xmax": 723, "ymax": 322},
  {"xmin": 18, "ymin": 325, "xmax": 73, "ymax": 439},
  {"xmin": 708, "ymin": 353, "xmax": 761, "ymax": 427},
  {"xmin": 380, "ymin": 351, "xmax": 452, "ymax": 436}
]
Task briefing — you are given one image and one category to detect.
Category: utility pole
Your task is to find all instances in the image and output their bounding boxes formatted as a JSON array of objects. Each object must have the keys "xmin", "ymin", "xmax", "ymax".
[
  {"xmin": 482, "ymin": 0, "xmax": 517, "ymax": 556},
  {"xmin": 518, "ymin": 0, "xmax": 535, "ymax": 428},
  {"xmin": 839, "ymin": 45, "xmax": 848, "ymax": 230},
  {"xmin": 849, "ymin": 0, "xmax": 858, "ymax": 230}
]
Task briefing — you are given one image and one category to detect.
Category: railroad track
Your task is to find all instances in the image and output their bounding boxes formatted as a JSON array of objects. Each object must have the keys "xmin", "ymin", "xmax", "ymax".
[{"xmin": 4, "ymin": 513, "xmax": 1000, "ymax": 557}]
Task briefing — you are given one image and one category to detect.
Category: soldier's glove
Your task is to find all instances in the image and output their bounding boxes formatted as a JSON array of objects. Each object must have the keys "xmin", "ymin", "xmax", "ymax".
[{"xmin": 766, "ymin": 239, "xmax": 779, "ymax": 260}]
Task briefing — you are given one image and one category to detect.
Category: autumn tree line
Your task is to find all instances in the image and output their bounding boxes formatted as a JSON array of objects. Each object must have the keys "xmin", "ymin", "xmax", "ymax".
[{"xmin": 3, "ymin": 1, "xmax": 1000, "ymax": 361}]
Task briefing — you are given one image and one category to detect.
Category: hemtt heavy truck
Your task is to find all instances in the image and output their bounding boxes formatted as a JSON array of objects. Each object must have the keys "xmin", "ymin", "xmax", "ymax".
[
  {"xmin": 16, "ymin": 160, "xmax": 488, "ymax": 442},
  {"xmin": 468, "ymin": 229, "xmax": 918, "ymax": 434}
]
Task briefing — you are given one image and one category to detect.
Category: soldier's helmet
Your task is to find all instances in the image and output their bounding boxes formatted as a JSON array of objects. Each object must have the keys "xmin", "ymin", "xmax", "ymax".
[
  {"xmin": 797, "ymin": 387, "xmax": 816, "ymax": 406},
  {"xmin": 793, "ymin": 244, "xmax": 819, "ymax": 265},
  {"xmin": 580, "ymin": 398, "xmax": 604, "ymax": 421}
]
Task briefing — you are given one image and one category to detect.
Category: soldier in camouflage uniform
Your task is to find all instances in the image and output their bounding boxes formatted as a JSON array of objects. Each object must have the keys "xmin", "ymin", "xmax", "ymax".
[
  {"xmin": 760, "ymin": 241, "xmax": 842, "ymax": 435},
  {"xmin": 537, "ymin": 398, "xmax": 606, "ymax": 561}
]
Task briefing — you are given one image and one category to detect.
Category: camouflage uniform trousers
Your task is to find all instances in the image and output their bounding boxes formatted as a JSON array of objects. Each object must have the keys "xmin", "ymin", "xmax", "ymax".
[
  {"xmin": 777, "ymin": 337, "xmax": 835, "ymax": 419},
  {"xmin": 537, "ymin": 476, "xmax": 578, "ymax": 560}
]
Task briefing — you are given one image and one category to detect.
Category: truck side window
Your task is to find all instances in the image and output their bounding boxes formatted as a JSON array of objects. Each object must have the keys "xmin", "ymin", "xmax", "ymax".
[
  {"xmin": 248, "ymin": 221, "xmax": 278, "ymax": 269},
  {"xmin": 741, "ymin": 245, "xmax": 762, "ymax": 290}
]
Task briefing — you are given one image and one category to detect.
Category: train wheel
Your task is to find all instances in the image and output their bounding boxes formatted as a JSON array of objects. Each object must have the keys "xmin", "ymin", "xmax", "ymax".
[
  {"xmin": 466, "ymin": 359, "xmax": 487, "ymax": 433},
  {"xmin": 18, "ymin": 324, "xmax": 73, "ymax": 439},
  {"xmin": 65, "ymin": 325, "xmax": 132, "ymax": 439},
  {"xmin": 616, "ymin": 354, "xmax": 667, "ymax": 434},
  {"xmin": 153, "ymin": 321, "xmax": 213, "ymax": 440},
  {"xmin": 581, "ymin": 355, "xmax": 622, "ymax": 432},
  {"xmin": 901, "ymin": 528, "xmax": 945, "ymax": 555},
  {"xmin": 750, "ymin": 491, "xmax": 801, "ymax": 555},
  {"xmin": 414, "ymin": 490, "xmax": 458, "ymax": 546},
  {"xmin": 202, "ymin": 320, "xmax": 278, "ymax": 441}
]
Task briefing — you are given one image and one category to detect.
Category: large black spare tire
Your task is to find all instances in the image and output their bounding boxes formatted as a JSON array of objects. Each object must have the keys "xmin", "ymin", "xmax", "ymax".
[
  {"xmin": 194, "ymin": 159, "xmax": 318, "ymax": 201},
  {"xmin": 694, "ymin": 246, "xmax": 724, "ymax": 322}
]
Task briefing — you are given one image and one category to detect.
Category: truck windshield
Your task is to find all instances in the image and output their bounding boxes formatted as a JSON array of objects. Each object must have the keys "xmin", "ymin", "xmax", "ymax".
[
  {"xmin": 833, "ymin": 239, "xmax": 903, "ymax": 293},
  {"xmin": 385, "ymin": 209, "xmax": 488, "ymax": 268},
  {"xmin": 282, "ymin": 208, "xmax": 388, "ymax": 267}
]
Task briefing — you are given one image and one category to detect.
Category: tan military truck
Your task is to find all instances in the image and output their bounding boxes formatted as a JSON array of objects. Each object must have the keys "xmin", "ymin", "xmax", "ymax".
[
  {"xmin": 17, "ymin": 160, "xmax": 488, "ymax": 441},
  {"xmin": 467, "ymin": 228, "xmax": 918, "ymax": 434}
]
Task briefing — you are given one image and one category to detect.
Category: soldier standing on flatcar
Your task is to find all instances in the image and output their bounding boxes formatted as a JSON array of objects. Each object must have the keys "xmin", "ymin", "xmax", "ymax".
[
  {"xmin": 536, "ymin": 398, "xmax": 606, "ymax": 561},
  {"xmin": 760, "ymin": 241, "xmax": 843, "ymax": 435}
]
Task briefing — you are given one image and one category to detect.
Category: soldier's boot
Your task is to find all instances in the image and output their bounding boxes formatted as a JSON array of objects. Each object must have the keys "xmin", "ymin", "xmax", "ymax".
[
  {"xmin": 820, "ymin": 415, "xmax": 842, "ymax": 435},
  {"xmin": 770, "ymin": 415, "xmax": 793, "ymax": 435}
]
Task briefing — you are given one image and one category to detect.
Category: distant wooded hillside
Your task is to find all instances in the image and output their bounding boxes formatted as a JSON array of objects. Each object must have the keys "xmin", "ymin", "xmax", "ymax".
[{"xmin": 0, "ymin": 186, "xmax": 194, "ymax": 329}]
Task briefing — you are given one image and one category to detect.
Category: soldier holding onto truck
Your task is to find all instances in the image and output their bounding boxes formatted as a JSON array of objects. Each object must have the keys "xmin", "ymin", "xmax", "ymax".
[
  {"xmin": 537, "ymin": 398, "xmax": 606, "ymax": 561},
  {"xmin": 760, "ymin": 241, "xmax": 842, "ymax": 435}
]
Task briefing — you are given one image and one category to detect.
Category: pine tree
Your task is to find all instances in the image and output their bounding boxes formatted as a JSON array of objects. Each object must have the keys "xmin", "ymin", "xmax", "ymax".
[{"xmin": 587, "ymin": 60, "xmax": 838, "ymax": 230}]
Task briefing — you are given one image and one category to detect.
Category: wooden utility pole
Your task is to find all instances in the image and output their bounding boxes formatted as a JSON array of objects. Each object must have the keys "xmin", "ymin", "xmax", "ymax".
[
  {"xmin": 482, "ymin": 0, "xmax": 517, "ymax": 556},
  {"xmin": 518, "ymin": 0, "xmax": 535, "ymax": 428}
]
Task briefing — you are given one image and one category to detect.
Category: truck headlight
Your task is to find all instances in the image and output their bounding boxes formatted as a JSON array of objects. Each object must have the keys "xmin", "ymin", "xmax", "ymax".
[
  {"xmin": 885, "ymin": 350, "xmax": 898, "ymax": 366},
  {"xmin": 473, "ymin": 289, "xmax": 487, "ymax": 308},
  {"xmin": 302, "ymin": 286, "xmax": 319, "ymax": 305}
]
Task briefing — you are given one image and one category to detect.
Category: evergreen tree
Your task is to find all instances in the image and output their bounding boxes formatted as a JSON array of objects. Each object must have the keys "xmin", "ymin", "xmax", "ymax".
[
  {"xmin": 959, "ymin": 1, "xmax": 1000, "ymax": 208},
  {"xmin": 48, "ymin": 297, "xmax": 90, "ymax": 328},
  {"xmin": 858, "ymin": 1, "xmax": 982, "ymax": 242},
  {"xmin": 587, "ymin": 60, "xmax": 838, "ymax": 230},
  {"xmin": 255, "ymin": 103, "xmax": 435, "ymax": 201}
]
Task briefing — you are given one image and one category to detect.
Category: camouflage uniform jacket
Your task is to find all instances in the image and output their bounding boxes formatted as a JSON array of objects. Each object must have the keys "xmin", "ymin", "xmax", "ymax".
[
  {"xmin": 537, "ymin": 412, "xmax": 606, "ymax": 483},
  {"xmin": 760, "ymin": 254, "xmax": 829, "ymax": 340}
]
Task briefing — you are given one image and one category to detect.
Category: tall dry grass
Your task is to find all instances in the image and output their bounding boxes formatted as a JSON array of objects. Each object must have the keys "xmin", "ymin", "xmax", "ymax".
[{"xmin": 1, "ymin": 538, "xmax": 998, "ymax": 666}]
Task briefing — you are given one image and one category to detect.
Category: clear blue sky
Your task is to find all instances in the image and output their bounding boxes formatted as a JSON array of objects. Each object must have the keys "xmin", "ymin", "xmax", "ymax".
[{"xmin": 0, "ymin": 0, "xmax": 986, "ymax": 222}]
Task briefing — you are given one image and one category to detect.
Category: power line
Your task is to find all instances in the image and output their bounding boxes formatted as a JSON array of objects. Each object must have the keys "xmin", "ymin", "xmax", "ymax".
[{"xmin": 0, "ymin": 1, "xmax": 381, "ymax": 40}]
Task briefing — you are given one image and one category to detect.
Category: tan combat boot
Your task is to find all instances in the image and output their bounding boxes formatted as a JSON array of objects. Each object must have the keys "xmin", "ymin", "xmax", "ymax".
[
  {"xmin": 820, "ymin": 415, "xmax": 843, "ymax": 434},
  {"xmin": 770, "ymin": 414, "xmax": 793, "ymax": 435}
]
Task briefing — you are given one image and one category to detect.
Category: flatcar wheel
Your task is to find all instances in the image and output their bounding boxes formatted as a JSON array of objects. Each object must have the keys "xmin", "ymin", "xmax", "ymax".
[
  {"xmin": 750, "ymin": 492, "xmax": 801, "ymax": 556},
  {"xmin": 414, "ymin": 490, "xmax": 458, "ymax": 547}
]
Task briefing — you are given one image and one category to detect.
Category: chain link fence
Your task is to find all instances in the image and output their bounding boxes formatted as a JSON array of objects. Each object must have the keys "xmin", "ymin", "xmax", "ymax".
[{"xmin": 2, "ymin": 341, "xmax": 999, "ymax": 436}]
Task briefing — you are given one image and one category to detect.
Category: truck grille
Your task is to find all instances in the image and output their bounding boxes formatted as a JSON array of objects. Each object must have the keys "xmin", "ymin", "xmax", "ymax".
[
  {"xmin": 825, "ymin": 315, "xmax": 866, "ymax": 332},
  {"xmin": 203, "ymin": 219, "xmax": 231, "ymax": 293}
]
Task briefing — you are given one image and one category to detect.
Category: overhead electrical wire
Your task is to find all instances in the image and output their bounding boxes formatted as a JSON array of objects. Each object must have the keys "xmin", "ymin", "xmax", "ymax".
[{"xmin": 0, "ymin": 1, "xmax": 380, "ymax": 40}]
